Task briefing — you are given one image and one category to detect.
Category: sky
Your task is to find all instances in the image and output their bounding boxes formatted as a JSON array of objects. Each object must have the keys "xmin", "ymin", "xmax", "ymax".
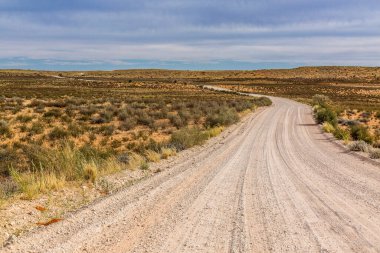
[{"xmin": 0, "ymin": 0, "xmax": 380, "ymax": 70}]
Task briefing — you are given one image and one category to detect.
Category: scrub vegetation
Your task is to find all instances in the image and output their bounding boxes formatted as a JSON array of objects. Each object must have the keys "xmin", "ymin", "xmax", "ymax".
[{"xmin": 0, "ymin": 70, "xmax": 271, "ymax": 200}]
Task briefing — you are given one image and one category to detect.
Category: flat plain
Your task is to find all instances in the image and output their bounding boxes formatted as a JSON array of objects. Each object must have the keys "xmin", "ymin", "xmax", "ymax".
[{"xmin": 0, "ymin": 67, "xmax": 380, "ymax": 252}]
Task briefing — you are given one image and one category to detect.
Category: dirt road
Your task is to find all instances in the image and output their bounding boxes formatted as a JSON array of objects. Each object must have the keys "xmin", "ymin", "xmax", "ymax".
[{"xmin": 2, "ymin": 96, "xmax": 380, "ymax": 253}]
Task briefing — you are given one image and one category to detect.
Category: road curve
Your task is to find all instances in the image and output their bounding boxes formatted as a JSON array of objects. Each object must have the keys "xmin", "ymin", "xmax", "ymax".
[{"xmin": 2, "ymin": 96, "xmax": 380, "ymax": 253}]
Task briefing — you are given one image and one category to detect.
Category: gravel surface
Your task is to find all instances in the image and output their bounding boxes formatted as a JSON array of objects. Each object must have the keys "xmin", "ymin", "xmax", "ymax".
[{"xmin": 1, "ymin": 96, "xmax": 380, "ymax": 253}]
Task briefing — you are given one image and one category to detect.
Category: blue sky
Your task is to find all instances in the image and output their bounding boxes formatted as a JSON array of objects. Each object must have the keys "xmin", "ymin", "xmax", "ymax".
[{"xmin": 0, "ymin": 0, "xmax": 379, "ymax": 70}]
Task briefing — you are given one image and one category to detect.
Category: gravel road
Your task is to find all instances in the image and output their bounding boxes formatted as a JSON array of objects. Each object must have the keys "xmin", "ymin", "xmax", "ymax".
[{"xmin": 2, "ymin": 96, "xmax": 380, "ymax": 253}]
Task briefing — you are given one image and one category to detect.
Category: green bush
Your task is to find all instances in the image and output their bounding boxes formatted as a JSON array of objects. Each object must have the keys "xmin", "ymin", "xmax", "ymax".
[
  {"xmin": 29, "ymin": 122, "xmax": 44, "ymax": 135},
  {"xmin": 43, "ymin": 109, "xmax": 62, "ymax": 118},
  {"xmin": 315, "ymin": 107, "xmax": 337, "ymax": 126},
  {"xmin": 16, "ymin": 114, "xmax": 33, "ymax": 123},
  {"xmin": 49, "ymin": 127, "xmax": 69, "ymax": 140},
  {"xmin": 206, "ymin": 108, "xmax": 239, "ymax": 127},
  {"xmin": 350, "ymin": 125, "xmax": 374, "ymax": 144},
  {"xmin": 170, "ymin": 127, "xmax": 209, "ymax": 150},
  {"xmin": 333, "ymin": 127, "xmax": 350, "ymax": 141},
  {"xmin": 322, "ymin": 122, "xmax": 335, "ymax": 133}
]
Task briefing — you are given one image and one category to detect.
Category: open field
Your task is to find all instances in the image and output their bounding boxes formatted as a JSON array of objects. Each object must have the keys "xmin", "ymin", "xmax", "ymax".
[
  {"xmin": 0, "ymin": 71, "xmax": 271, "ymax": 199},
  {"xmin": 3, "ymin": 89, "xmax": 380, "ymax": 253}
]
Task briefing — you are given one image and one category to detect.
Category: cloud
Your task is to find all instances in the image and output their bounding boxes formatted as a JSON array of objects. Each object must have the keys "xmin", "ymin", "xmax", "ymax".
[{"xmin": 0, "ymin": 0, "xmax": 379, "ymax": 69}]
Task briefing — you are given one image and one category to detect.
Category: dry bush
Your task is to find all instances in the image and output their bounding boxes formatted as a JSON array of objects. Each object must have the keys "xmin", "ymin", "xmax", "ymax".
[
  {"xmin": 0, "ymin": 120, "xmax": 11, "ymax": 137},
  {"xmin": 369, "ymin": 149, "xmax": 380, "ymax": 159},
  {"xmin": 49, "ymin": 127, "xmax": 69, "ymax": 140},
  {"xmin": 170, "ymin": 127, "xmax": 209, "ymax": 150},
  {"xmin": 145, "ymin": 150, "xmax": 161, "ymax": 162},
  {"xmin": 161, "ymin": 148, "xmax": 176, "ymax": 159},
  {"xmin": 322, "ymin": 122, "xmax": 335, "ymax": 133},
  {"xmin": 126, "ymin": 153, "xmax": 145, "ymax": 170},
  {"xmin": 350, "ymin": 125, "xmax": 374, "ymax": 144},
  {"xmin": 348, "ymin": 141, "xmax": 372, "ymax": 153}
]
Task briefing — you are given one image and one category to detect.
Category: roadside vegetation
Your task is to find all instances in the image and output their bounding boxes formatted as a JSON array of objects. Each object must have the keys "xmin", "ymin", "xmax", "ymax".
[
  {"xmin": 0, "ymin": 71, "xmax": 271, "ymax": 201},
  {"xmin": 311, "ymin": 94, "xmax": 380, "ymax": 159}
]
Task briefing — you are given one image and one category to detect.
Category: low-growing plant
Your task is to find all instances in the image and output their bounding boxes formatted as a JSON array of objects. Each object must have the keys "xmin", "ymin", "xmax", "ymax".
[
  {"xmin": 312, "ymin": 94, "xmax": 331, "ymax": 107},
  {"xmin": 49, "ymin": 127, "xmax": 69, "ymax": 140},
  {"xmin": 82, "ymin": 161, "xmax": 98, "ymax": 183},
  {"xmin": 43, "ymin": 108, "xmax": 62, "ymax": 118},
  {"xmin": 126, "ymin": 152, "xmax": 145, "ymax": 170},
  {"xmin": 369, "ymin": 149, "xmax": 380, "ymax": 159},
  {"xmin": 322, "ymin": 122, "xmax": 335, "ymax": 133},
  {"xmin": 161, "ymin": 147, "xmax": 176, "ymax": 159},
  {"xmin": 10, "ymin": 169, "xmax": 65, "ymax": 199},
  {"xmin": 315, "ymin": 107, "xmax": 337, "ymax": 126},
  {"xmin": 206, "ymin": 108, "xmax": 239, "ymax": 127},
  {"xmin": 333, "ymin": 127, "xmax": 350, "ymax": 142},
  {"xmin": 348, "ymin": 141, "xmax": 372, "ymax": 153},
  {"xmin": 29, "ymin": 122, "xmax": 44, "ymax": 135},
  {"xmin": 0, "ymin": 120, "xmax": 11, "ymax": 137},
  {"xmin": 170, "ymin": 127, "xmax": 209, "ymax": 150},
  {"xmin": 119, "ymin": 119, "xmax": 137, "ymax": 131},
  {"xmin": 206, "ymin": 126, "xmax": 224, "ymax": 138},
  {"xmin": 16, "ymin": 114, "xmax": 33, "ymax": 123},
  {"xmin": 145, "ymin": 150, "xmax": 161, "ymax": 162},
  {"xmin": 350, "ymin": 125, "xmax": 374, "ymax": 144},
  {"xmin": 0, "ymin": 179, "xmax": 18, "ymax": 200},
  {"xmin": 140, "ymin": 160, "xmax": 149, "ymax": 170}
]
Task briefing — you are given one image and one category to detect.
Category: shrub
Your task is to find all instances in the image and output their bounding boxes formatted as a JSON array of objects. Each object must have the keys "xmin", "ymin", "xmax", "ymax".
[
  {"xmin": 168, "ymin": 114, "xmax": 184, "ymax": 128},
  {"xmin": 145, "ymin": 150, "xmax": 161, "ymax": 162},
  {"xmin": 161, "ymin": 147, "xmax": 176, "ymax": 159},
  {"xmin": 206, "ymin": 126, "xmax": 224, "ymax": 137},
  {"xmin": 82, "ymin": 161, "xmax": 98, "ymax": 183},
  {"xmin": 0, "ymin": 148, "xmax": 17, "ymax": 176},
  {"xmin": 253, "ymin": 97, "xmax": 272, "ymax": 107},
  {"xmin": 350, "ymin": 125, "xmax": 374, "ymax": 144},
  {"xmin": 0, "ymin": 179, "xmax": 18, "ymax": 200},
  {"xmin": 91, "ymin": 116, "xmax": 107, "ymax": 124},
  {"xmin": 79, "ymin": 106, "xmax": 97, "ymax": 116},
  {"xmin": 170, "ymin": 127, "xmax": 209, "ymax": 150},
  {"xmin": 16, "ymin": 114, "xmax": 33, "ymax": 123},
  {"xmin": 43, "ymin": 109, "xmax": 62, "ymax": 118},
  {"xmin": 348, "ymin": 141, "xmax": 372, "ymax": 153},
  {"xmin": 315, "ymin": 107, "xmax": 337, "ymax": 126},
  {"xmin": 49, "ymin": 127, "xmax": 69, "ymax": 140},
  {"xmin": 140, "ymin": 161, "xmax": 149, "ymax": 170},
  {"xmin": 312, "ymin": 94, "xmax": 331, "ymax": 107},
  {"xmin": 333, "ymin": 127, "xmax": 350, "ymax": 141},
  {"xmin": 206, "ymin": 108, "xmax": 239, "ymax": 127},
  {"xmin": 117, "ymin": 153, "xmax": 130, "ymax": 164},
  {"xmin": 119, "ymin": 119, "xmax": 137, "ymax": 131},
  {"xmin": 99, "ymin": 111, "xmax": 114, "ymax": 122},
  {"xmin": 29, "ymin": 122, "xmax": 44, "ymax": 135},
  {"xmin": 322, "ymin": 122, "xmax": 335, "ymax": 133},
  {"xmin": 0, "ymin": 120, "xmax": 11, "ymax": 137},
  {"xmin": 137, "ymin": 113, "xmax": 154, "ymax": 127},
  {"xmin": 68, "ymin": 123, "xmax": 83, "ymax": 137},
  {"xmin": 99, "ymin": 125, "xmax": 115, "ymax": 136},
  {"xmin": 369, "ymin": 149, "xmax": 380, "ymax": 159},
  {"xmin": 126, "ymin": 153, "xmax": 145, "ymax": 170}
]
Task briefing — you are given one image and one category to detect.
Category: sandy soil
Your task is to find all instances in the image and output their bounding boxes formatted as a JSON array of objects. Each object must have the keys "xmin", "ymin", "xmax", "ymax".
[{"xmin": 1, "ymin": 96, "xmax": 380, "ymax": 253}]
